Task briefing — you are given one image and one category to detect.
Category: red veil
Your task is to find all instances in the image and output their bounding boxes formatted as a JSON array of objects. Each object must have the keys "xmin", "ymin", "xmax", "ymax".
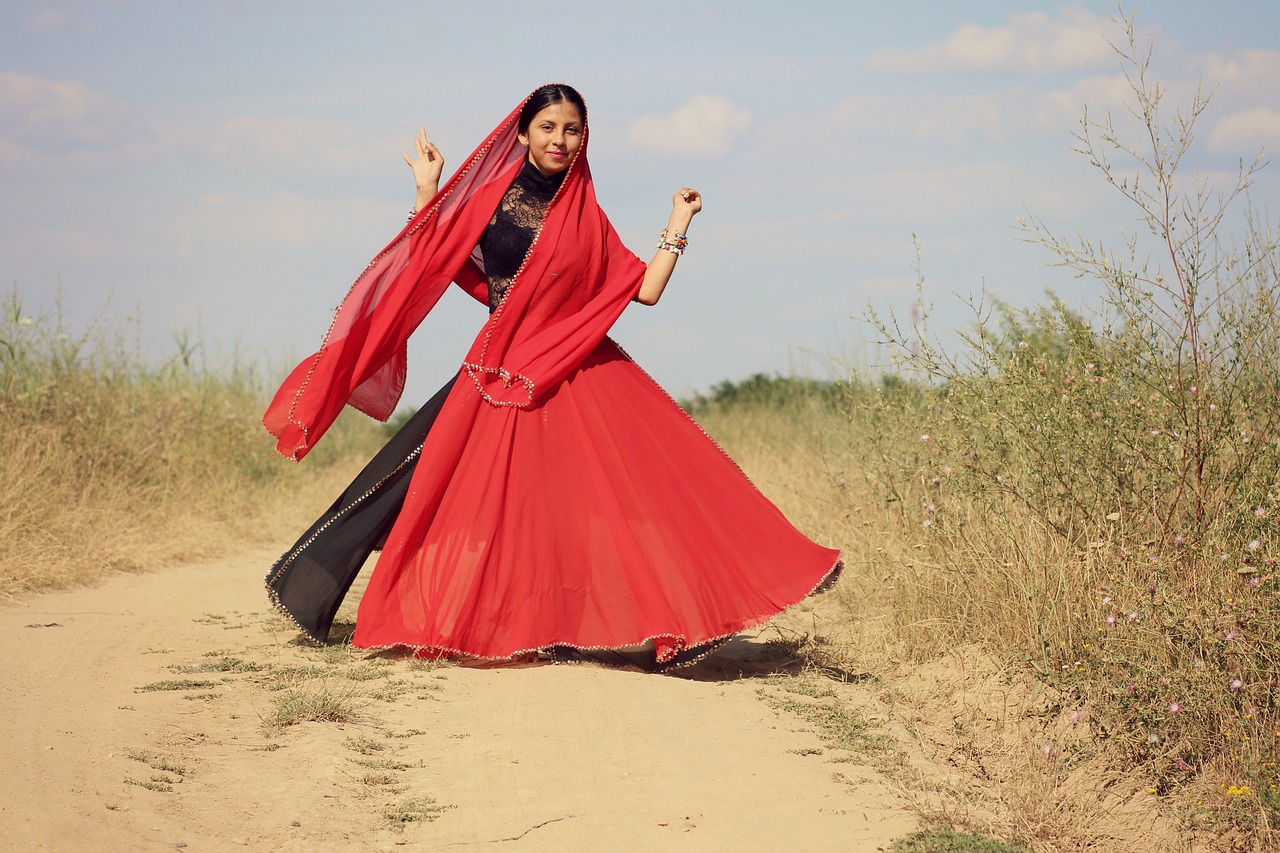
[
  {"xmin": 265, "ymin": 88, "xmax": 841, "ymax": 664},
  {"xmin": 264, "ymin": 93, "xmax": 643, "ymax": 461}
]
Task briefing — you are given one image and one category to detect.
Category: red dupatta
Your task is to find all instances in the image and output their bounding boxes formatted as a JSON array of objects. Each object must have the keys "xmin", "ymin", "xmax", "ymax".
[{"xmin": 264, "ymin": 89, "xmax": 645, "ymax": 460}]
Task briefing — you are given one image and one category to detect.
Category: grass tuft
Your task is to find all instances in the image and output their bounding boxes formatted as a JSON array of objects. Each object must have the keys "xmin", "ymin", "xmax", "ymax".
[
  {"xmin": 264, "ymin": 680, "xmax": 363, "ymax": 730},
  {"xmin": 888, "ymin": 829, "xmax": 1030, "ymax": 853},
  {"xmin": 384, "ymin": 796, "xmax": 449, "ymax": 830},
  {"xmin": 136, "ymin": 679, "xmax": 218, "ymax": 692}
]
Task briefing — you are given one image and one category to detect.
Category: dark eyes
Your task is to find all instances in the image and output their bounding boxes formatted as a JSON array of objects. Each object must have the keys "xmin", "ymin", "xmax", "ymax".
[{"xmin": 539, "ymin": 124, "xmax": 581, "ymax": 134}]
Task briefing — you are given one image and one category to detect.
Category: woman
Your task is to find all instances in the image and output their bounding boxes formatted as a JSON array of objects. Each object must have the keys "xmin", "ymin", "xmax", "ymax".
[{"xmin": 264, "ymin": 84, "xmax": 840, "ymax": 670}]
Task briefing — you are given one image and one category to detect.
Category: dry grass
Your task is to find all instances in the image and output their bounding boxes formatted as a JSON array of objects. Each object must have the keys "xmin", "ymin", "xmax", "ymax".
[
  {"xmin": 0, "ymin": 290, "xmax": 387, "ymax": 598},
  {"xmin": 693, "ymin": 388, "xmax": 1210, "ymax": 851}
]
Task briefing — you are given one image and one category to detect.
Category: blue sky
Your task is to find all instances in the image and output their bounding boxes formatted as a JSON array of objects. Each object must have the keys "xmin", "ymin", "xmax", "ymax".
[{"xmin": 3, "ymin": 1, "xmax": 1278, "ymax": 405}]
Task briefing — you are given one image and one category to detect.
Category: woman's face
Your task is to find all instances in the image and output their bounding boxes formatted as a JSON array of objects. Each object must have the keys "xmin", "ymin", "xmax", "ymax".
[{"xmin": 519, "ymin": 101, "xmax": 583, "ymax": 176}]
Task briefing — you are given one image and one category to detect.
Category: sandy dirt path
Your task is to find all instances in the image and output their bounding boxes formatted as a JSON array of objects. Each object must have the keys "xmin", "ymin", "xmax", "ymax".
[{"xmin": 1, "ymin": 550, "xmax": 918, "ymax": 852}]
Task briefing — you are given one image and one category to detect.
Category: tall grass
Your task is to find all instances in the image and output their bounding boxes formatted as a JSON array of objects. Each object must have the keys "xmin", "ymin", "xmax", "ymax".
[
  {"xmin": 854, "ymin": 14, "xmax": 1279, "ymax": 842},
  {"xmin": 696, "ymin": 13, "xmax": 1279, "ymax": 846},
  {"xmin": 0, "ymin": 291, "xmax": 384, "ymax": 597}
]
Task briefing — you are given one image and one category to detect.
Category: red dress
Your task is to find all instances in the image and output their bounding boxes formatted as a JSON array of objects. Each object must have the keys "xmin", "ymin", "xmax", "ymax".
[{"xmin": 264, "ymin": 91, "xmax": 840, "ymax": 669}]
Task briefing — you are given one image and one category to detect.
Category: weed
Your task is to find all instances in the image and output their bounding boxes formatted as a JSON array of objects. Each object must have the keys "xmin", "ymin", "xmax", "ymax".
[
  {"xmin": 136, "ymin": 679, "xmax": 218, "ymax": 692},
  {"xmin": 168, "ymin": 656, "xmax": 261, "ymax": 674},
  {"xmin": 359, "ymin": 771, "xmax": 399, "ymax": 787},
  {"xmin": 265, "ymin": 681, "xmax": 363, "ymax": 730},
  {"xmin": 367, "ymin": 681, "xmax": 414, "ymax": 701},
  {"xmin": 124, "ymin": 776, "xmax": 173, "ymax": 793},
  {"xmin": 384, "ymin": 796, "xmax": 449, "ymax": 830},
  {"xmin": 888, "ymin": 829, "xmax": 1030, "ymax": 853},
  {"xmin": 337, "ymin": 665, "xmax": 390, "ymax": 682},
  {"xmin": 352, "ymin": 757, "xmax": 415, "ymax": 772},
  {"xmin": 343, "ymin": 735, "xmax": 385, "ymax": 755},
  {"xmin": 760, "ymin": 689, "xmax": 890, "ymax": 757},
  {"xmin": 125, "ymin": 750, "xmax": 188, "ymax": 777}
]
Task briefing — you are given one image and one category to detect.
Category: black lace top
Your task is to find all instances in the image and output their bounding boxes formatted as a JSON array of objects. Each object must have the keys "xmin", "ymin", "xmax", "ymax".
[{"xmin": 479, "ymin": 159, "xmax": 565, "ymax": 312}]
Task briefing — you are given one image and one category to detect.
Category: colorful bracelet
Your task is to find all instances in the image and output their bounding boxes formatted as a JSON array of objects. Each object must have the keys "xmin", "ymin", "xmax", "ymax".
[{"xmin": 657, "ymin": 228, "xmax": 688, "ymax": 255}]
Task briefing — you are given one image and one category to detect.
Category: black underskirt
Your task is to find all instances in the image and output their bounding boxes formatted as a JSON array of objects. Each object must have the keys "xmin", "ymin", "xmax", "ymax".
[{"xmin": 266, "ymin": 374, "xmax": 459, "ymax": 644}]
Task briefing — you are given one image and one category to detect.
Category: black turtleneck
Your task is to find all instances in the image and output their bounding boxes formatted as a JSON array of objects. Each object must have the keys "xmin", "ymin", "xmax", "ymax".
[{"xmin": 479, "ymin": 158, "xmax": 566, "ymax": 312}]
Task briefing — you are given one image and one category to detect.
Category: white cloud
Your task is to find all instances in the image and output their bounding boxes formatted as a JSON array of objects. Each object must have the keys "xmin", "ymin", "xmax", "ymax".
[
  {"xmin": 177, "ymin": 193, "xmax": 321, "ymax": 253},
  {"xmin": 1202, "ymin": 49, "xmax": 1280, "ymax": 93},
  {"xmin": 0, "ymin": 72, "xmax": 137, "ymax": 164},
  {"xmin": 27, "ymin": 7, "xmax": 95, "ymax": 35},
  {"xmin": 1208, "ymin": 107, "xmax": 1280, "ymax": 154},
  {"xmin": 205, "ymin": 115, "xmax": 385, "ymax": 172},
  {"xmin": 867, "ymin": 7, "xmax": 1114, "ymax": 75},
  {"xmin": 628, "ymin": 95, "xmax": 751, "ymax": 158},
  {"xmin": 173, "ymin": 192, "xmax": 392, "ymax": 256}
]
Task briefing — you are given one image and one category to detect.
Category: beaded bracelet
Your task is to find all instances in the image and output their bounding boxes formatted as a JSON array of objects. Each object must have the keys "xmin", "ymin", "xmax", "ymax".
[{"xmin": 657, "ymin": 228, "xmax": 688, "ymax": 255}]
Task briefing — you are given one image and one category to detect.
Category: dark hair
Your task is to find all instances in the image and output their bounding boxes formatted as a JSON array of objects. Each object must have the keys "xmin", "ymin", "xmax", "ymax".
[{"xmin": 518, "ymin": 84, "xmax": 587, "ymax": 133}]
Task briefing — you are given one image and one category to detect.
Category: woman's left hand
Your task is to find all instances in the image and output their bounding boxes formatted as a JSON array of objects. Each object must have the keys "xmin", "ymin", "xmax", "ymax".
[{"xmin": 673, "ymin": 187, "xmax": 702, "ymax": 216}]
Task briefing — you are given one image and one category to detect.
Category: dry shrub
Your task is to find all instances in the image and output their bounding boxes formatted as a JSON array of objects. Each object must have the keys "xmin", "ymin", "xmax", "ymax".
[{"xmin": 694, "ymin": 13, "xmax": 1279, "ymax": 849}]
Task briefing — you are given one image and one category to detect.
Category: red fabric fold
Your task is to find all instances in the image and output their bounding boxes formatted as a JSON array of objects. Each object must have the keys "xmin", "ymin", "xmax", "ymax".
[{"xmin": 264, "ymin": 91, "xmax": 645, "ymax": 460}]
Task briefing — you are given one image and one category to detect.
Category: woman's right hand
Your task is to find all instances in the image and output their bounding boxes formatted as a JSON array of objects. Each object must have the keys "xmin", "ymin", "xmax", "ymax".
[{"xmin": 403, "ymin": 128, "xmax": 444, "ymax": 207}]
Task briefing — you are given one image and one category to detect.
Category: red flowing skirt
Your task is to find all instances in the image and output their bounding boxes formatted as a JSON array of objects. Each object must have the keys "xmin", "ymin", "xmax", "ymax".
[{"xmin": 351, "ymin": 338, "xmax": 840, "ymax": 662}]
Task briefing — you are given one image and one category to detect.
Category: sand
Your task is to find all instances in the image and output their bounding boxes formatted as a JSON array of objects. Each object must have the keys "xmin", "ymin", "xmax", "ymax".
[{"xmin": 1, "ymin": 551, "xmax": 920, "ymax": 852}]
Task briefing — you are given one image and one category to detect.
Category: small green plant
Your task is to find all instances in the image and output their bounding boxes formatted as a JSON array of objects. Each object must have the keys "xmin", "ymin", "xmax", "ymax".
[
  {"xmin": 344, "ymin": 734, "xmax": 385, "ymax": 755},
  {"xmin": 352, "ymin": 757, "xmax": 414, "ymax": 772},
  {"xmin": 265, "ymin": 681, "xmax": 363, "ymax": 730},
  {"xmin": 384, "ymin": 796, "xmax": 449, "ymax": 830},
  {"xmin": 136, "ymin": 679, "xmax": 218, "ymax": 692},
  {"xmin": 889, "ymin": 829, "xmax": 1030, "ymax": 853},
  {"xmin": 759, "ymin": 685, "xmax": 889, "ymax": 758},
  {"xmin": 124, "ymin": 776, "xmax": 174, "ymax": 793},
  {"xmin": 125, "ymin": 749, "xmax": 188, "ymax": 777},
  {"xmin": 358, "ymin": 771, "xmax": 400, "ymax": 787},
  {"xmin": 168, "ymin": 656, "xmax": 262, "ymax": 674}
]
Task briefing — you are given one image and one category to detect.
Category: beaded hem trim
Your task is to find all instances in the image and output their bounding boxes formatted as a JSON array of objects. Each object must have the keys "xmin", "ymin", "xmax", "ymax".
[
  {"xmin": 350, "ymin": 556, "xmax": 843, "ymax": 673},
  {"xmin": 265, "ymin": 438, "xmax": 427, "ymax": 643}
]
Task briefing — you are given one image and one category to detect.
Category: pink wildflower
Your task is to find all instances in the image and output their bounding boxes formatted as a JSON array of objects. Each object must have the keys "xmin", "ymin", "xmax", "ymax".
[
  {"xmin": 1169, "ymin": 701, "xmax": 1183, "ymax": 715},
  {"xmin": 1230, "ymin": 678, "xmax": 1244, "ymax": 691}
]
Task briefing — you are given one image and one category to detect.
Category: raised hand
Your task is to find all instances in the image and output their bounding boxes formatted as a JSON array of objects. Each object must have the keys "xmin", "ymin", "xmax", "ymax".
[
  {"xmin": 403, "ymin": 128, "xmax": 444, "ymax": 207},
  {"xmin": 673, "ymin": 187, "xmax": 702, "ymax": 217}
]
